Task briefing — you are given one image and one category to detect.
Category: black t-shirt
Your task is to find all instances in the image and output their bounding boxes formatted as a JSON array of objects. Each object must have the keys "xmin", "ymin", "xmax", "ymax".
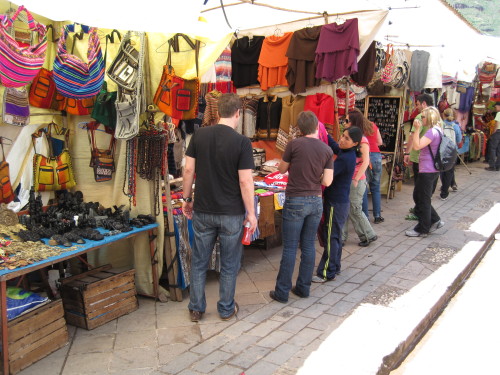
[
  {"xmin": 186, "ymin": 124, "xmax": 255, "ymax": 215},
  {"xmin": 282, "ymin": 137, "xmax": 334, "ymax": 197}
]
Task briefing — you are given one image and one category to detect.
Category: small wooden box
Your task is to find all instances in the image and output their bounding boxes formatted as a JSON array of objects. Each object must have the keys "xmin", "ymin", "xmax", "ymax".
[
  {"xmin": 6, "ymin": 300, "xmax": 68, "ymax": 374},
  {"xmin": 59, "ymin": 265, "xmax": 138, "ymax": 330}
]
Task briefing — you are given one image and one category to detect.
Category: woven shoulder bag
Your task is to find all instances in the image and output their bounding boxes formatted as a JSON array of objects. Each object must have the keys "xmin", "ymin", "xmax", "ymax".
[
  {"xmin": 53, "ymin": 24, "xmax": 104, "ymax": 99},
  {"xmin": 0, "ymin": 6, "xmax": 47, "ymax": 87}
]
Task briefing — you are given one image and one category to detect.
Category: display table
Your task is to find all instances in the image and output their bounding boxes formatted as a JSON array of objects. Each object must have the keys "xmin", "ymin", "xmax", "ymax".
[{"xmin": 0, "ymin": 223, "xmax": 158, "ymax": 375}]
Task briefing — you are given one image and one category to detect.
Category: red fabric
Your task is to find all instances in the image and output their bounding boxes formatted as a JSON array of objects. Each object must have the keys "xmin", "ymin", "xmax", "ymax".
[
  {"xmin": 365, "ymin": 123, "xmax": 381, "ymax": 153},
  {"xmin": 304, "ymin": 93, "xmax": 334, "ymax": 125}
]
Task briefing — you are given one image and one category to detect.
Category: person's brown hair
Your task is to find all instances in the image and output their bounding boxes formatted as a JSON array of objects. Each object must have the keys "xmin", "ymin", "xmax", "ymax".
[
  {"xmin": 348, "ymin": 108, "xmax": 373, "ymax": 136},
  {"xmin": 443, "ymin": 108, "xmax": 454, "ymax": 121},
  {"xmin": 218, "ymin": 93, "xmax": 242, "ymax": 118},
  {"xmin": 297, "ymin": 111, "xmax": 318, "ymax": 135}
]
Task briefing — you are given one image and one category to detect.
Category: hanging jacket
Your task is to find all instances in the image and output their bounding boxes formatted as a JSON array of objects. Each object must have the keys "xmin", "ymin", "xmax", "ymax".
[
  {"xmin": 256, "ymin": 95, "xmax": 282, "ymax": 140},
  {"xmin": 285, "ymin": 26, "xmax": 322, "ymax": 94},
  {"xmin": 258, "ymin": 32, "xmax": 293, "ymax": 91},
  {"xmin": 231, "ymin": 36, "xmax": 265, "ymax": 88},
  {"xmin": 304, "ymin": 93, "xmax": 334, "ymax": 125}
]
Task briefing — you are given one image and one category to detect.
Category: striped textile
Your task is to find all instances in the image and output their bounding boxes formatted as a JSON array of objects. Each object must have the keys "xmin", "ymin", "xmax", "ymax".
[
  {"xmin": 0, "ymin": 6, "xmax": 47, "ymax": 88},
  {"xmin": 53, "ymin": 24, "xmax": 104, "ymax": 99}
]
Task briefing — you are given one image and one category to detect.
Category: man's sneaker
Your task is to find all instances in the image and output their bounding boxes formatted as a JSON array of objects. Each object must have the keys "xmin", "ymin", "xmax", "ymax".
[
  {"xmin": 429, "ymin": 220, "xmax": 445, "ymax": 233},
  {"xmin": 312, "ymin": 275, "xmax": 327, "ymax": 283},
  {"xmin": 440, "ymin": 196, "xmax": 448, "ymax": 201},
  {"xmin": 405, "ymin": 229, "xmax": 427, "ymax": 237}
]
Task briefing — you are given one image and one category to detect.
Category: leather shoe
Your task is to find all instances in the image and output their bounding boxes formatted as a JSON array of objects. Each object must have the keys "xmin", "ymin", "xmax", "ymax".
[
  {"xmin": 269, "ymin": 290, "xmax": 287, "ymax": 303},
  {"xmin": 291, "ymin": 287, "xmax": 308, "ymax": 298},
  {"xmin": 358, "ymin": 235, "xmax": 378, "ymax": 247},
  {"xmin": 220, "ymin": 302, "xmax": 239, "ymax": 321},
  {"xmin": 189, "ymin": 310, "xmax": 203, "ymax": 322},
  {"xmin": 374, "ymin": 217, "xmax": 385, "ymax": 224}
]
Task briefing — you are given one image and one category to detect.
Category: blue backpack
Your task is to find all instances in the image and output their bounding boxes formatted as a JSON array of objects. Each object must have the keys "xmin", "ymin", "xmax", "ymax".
[{"xmin": 428, "ymin": 130, "xmax": 458, "ymax": 172}]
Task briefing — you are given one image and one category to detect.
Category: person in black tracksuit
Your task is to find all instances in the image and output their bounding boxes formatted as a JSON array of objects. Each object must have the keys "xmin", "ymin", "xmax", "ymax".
[{"xmin": 313, "ymin": 127, "xmax": 363, "ymax": 282}]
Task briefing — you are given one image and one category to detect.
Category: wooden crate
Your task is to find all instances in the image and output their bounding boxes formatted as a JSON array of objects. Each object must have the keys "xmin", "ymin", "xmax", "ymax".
[
  {"xmin": 59, "ymin": 265, "xmax": 138, "ymax": 330},
  {"xmin": 5, "ymin": 300, "xmax": 69, "ymax": 374}
]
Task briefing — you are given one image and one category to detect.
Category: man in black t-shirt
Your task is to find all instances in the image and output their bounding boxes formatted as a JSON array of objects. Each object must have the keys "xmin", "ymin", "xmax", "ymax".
[{"xmin": 183, "ymin": 93, "xmax": 257, "ymax": 322}]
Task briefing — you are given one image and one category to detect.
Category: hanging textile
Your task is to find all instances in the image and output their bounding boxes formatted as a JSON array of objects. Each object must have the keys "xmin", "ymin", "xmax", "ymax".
[
  {"xmin": 315, "ymin": 19, "xmax": 360, "ymax": 82},
  {"xmin": 239, "ymin": 96, "xmax": 259, "ymax": 138},
  {"xmin": 231, "ymin": 36, "xmax": 265, "ymax": 88},
  {"xmin": 202, "ymin": 90, "xmax": 222, "ymax": 127},
  {"xmin": 256, "ymin": 95, "xmax": 282, "ymax": 139},
  {"xmin": 258, "ymin": 32, "xmax": 293, "ymax": 91},
  {"xmin": 423, "ymin": 52, "xmax": 443, "ymax": 89},
  {"xmin": 276, "ymin": 95, "xmax": 305, "ymax": 151},
  {"xmin": 173, "ymin": 214, "xmax": 192, "ymax": 289},
  {"xmin": 285, "ymin": 26, "xmax": 322, "ymax": 94},
  {"xmin": 304, "ymin": 93, "xmax": 334, "ymax": 125},
  {"xmin": 351, "ymin": 40, "xmax": 376, "ymax": 87}
]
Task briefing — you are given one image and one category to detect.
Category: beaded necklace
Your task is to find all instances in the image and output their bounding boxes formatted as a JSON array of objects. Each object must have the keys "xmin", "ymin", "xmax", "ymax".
[
  {"xmin": 122, "ymin": 138, "xmax": 137, "ymax": 206},
  {"xmin": 136, "ymin": 127, "xmax": 167, "ymax": 216}
]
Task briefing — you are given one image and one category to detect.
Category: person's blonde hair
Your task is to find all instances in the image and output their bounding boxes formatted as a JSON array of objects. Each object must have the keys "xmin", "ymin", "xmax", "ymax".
[
  {"xmin": 421, "ymin": 106, "xmax": 442, "ymax": 128},
  {"xmin": 443, "ymin": 108, "xmax": 454, "ymax": 121}
]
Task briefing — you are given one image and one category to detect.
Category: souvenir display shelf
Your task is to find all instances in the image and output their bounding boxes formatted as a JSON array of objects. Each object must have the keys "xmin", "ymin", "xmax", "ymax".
[{"xmin": 0, "ymin": 223, "xmax": 158, "ymax": 375}]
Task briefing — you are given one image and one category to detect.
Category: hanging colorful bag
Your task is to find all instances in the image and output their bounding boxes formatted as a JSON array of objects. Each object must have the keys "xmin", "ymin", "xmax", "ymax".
[
  {"xmin": 0, "ymin": 139, "xmax": 14, "ymax": 204},
  {"xmin": 91, "ymin": 81, "xmax": 117, "ymax": 129},
  {"xmin": 86, "ymin": 121, "xmax": 116, "ymax": 182},
  {"xmin": 0, "ymin": 6, "xmax": 47, "ymax": 88},
  {"xmin": 53, "ymin": 24, "xmax": 104, "ymax": 99},
  {"xmin": 29, "ymin": 68, "xmax": 58, "ymax": 109},
  {"xmin": 380, "ymin": 44, "xmax": 395, "ymax": 84},
  {"xmin": 154, "ymin": 33, "xmax": 200, "ymax": 120},
  {"xmin": 32, "ymin": 126, "xmax": 76, "ymax": 192},
  {"xmin": 478, "ymin": 61, "xmax": 497, "ymax": 84},
  {"xmin": 3, "ymin": 86, "xmax": 29, "ymax": 126}
]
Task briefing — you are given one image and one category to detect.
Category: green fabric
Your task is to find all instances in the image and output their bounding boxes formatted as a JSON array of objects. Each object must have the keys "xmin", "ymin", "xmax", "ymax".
[{"xmin": 409, "ymin": 113, "xmax": 428, "ymax": 163}]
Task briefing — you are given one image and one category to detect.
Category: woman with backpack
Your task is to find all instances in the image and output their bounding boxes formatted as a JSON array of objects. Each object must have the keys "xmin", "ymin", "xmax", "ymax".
[
  {"xmin": 439, "ymin": 108, "xmax": 462, "ymax": 200},
  {"xmin": 406, "ymin": 106, "xmax": 445, "ymax": 237}
]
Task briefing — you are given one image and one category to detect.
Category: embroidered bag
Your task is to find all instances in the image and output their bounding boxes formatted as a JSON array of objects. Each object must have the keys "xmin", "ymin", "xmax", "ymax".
[
  {"xmin": 158, "ymin": 116, "xmax": 178, "ymax": 144},
  {"xmin": 380, "ymin": 44, "xmax": 395, "ymax": 83},
  {"xmin": 86, "ymin": 121, "xmax": 115, "ymax": 182},
  {"xmin": 32, "ymin": 125, "xmax": 76, "ymax": 192},
  {"xmin": 112, "ymin": 32, "xmax": 146, "ymax": 140},
  {"xmin": 0, "ymin": 139, "xmax": 14, "ymax": 204},
  {"xmin": 0, "ymin": 6, "xmax": 47, "ymax": 87},
  {"xmin": 154, "ymin": 33, "xmax": 200, "ymax": 120},
  {"xmin": 91, "ymin": 81, "xmax": 117, "ymax": 129},
  {"xmin": 3, "ymin": 86, "xmax": 29, "ymax": 126},
  {"xmin": 29, "ymin": 68, "xmax": 58, "ymax": 109},
  {"xmin": 478, "ymin": 61, "xmax": 497, "ymax": 84},
  {"xmin": 107, "ymin": 36, "xmax": 139, "ymax": 91},
  {"xmin": 53, "ymin": 24, "xmax": 104, "ymax": 99}
]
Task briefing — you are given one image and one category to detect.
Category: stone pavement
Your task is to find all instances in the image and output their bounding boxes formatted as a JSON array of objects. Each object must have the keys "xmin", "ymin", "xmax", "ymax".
[{"xmin": 18, "ymin": 161, "xmax": 500, "ymax": 375}]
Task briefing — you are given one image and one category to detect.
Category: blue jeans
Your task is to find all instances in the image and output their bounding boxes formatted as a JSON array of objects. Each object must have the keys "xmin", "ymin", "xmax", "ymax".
[
  {"xmin": 274, "ymin": 196, "xmax": 323, "ymax": 301},
  {"xmin": 188, "ymin": 212, "xmax": 244, "ymax": 317},
  {"xmin": 316, "ymin": 201, "xmax": 350, "ymax": 280},
  {"xmin": 362, "ymin": 152, "xmax": 382, "ymax": 219}
]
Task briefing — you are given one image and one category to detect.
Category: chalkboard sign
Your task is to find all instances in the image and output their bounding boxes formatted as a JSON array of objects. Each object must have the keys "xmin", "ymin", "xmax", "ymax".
[
  {"xmin": 355, "ymin": 98, "xmax": 366, "ymax": 113},
  {"xmin": 365, "ymin": 96, "xmax": 401, "ymax": 152}
]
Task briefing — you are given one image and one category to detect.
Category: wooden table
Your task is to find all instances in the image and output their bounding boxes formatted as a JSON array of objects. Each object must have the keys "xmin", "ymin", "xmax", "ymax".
[{"xmin": 0, "ymin": 223, "xmax": 158, "ymax": 375}]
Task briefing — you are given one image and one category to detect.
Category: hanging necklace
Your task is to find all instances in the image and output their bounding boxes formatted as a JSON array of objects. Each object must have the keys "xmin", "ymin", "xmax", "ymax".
[{"xmin": 122, "ymin": 138, "xmax": 137, "ymax": 206}]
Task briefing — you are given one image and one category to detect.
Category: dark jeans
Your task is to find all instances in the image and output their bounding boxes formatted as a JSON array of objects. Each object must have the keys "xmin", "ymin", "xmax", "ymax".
[
  {"xmin": 412, "ymin": 162, "xmax": 419, "ymax": 207},
  {"xmin": 488, "ymin": 130, "xmax": 500, "ymax": 169},
  {"xmin": 274, "ymin": 196, "xmax": 323, "ymax": 301},
  {"xmin": 188, "ymin": 212, "xmax": 244, "ymax": 317},
  {"xmin": 317, "ymin": 201, "xmax": 350, "ymax": 280},
  {"xmin": 440, "ymin": 167, "xmax": 455, "ymax": 199},
  {"xmin": 414, "ymin": 172, "xmax": 441, "ymax": 234}
]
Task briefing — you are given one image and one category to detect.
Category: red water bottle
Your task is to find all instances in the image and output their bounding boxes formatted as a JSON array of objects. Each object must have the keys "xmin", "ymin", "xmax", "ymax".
[{"xmin": 241, "ymin": 222, "xmax": 251, "ymax": 245}]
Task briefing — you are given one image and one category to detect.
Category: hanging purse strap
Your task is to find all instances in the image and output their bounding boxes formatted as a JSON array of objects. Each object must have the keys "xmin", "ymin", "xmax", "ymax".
[
  {"xmin": 87, "ymin": 121, "xmax": 115, "ymax": 154},
  {"xmin": 3, "ymin": 5, "xmax": 46, "ymax": 37},
  {"xmin": 167, "ymin": 33, "xmax": 200, "ymax": 77},
  {"xmin": 103, "ymin": 29, "xmax": 121, "ymax": 68}
]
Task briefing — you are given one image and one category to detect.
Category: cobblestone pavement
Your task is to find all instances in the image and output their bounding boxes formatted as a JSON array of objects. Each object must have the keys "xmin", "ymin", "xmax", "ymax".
[{"xmin": 19, "ymin": 161, "xmax": 500, "ymax": 375}]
